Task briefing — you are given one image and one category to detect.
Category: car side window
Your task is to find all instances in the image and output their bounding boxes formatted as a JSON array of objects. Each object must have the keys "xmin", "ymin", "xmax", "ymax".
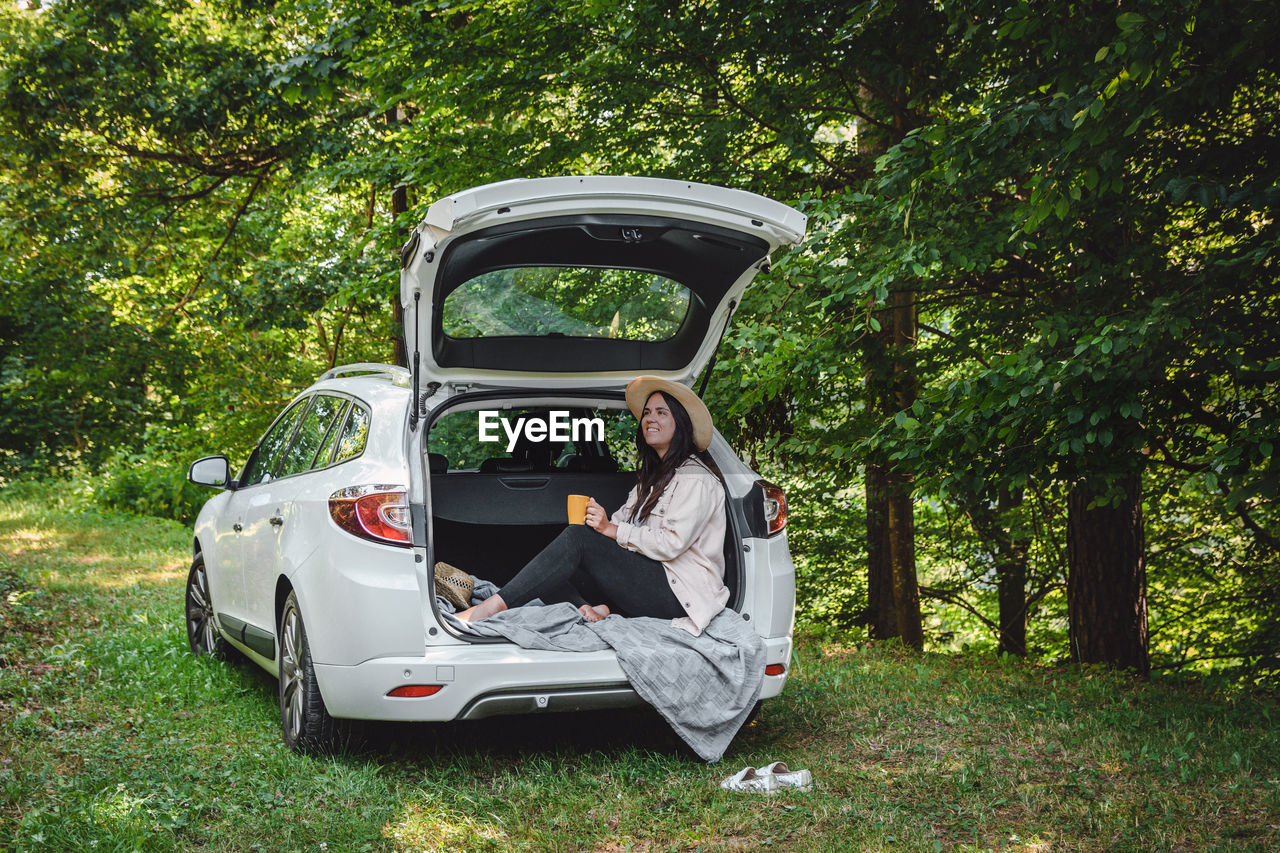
[
  {"xmin": 278, "ymin": 394, "xmax": 347, "ymax": 478},
  {"xmin": 332, "ymin": 401, "xmax": 371, "ymax": 463},
  {"xmin": 242, "ymin": 398, "xmax": 310, "ymax": 487},
  {"xmin": 310, "ymin": 399, "xmax": 350, "ymax": 469}
]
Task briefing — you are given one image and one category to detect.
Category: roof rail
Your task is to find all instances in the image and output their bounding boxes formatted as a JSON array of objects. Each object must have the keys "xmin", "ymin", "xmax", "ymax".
[{"xmin": 319, "ymin": 363, "xmax": 412, "ymax": 383}]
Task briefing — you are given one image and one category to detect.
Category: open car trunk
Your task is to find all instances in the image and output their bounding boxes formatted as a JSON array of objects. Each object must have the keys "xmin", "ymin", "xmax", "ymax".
[
  {"xmin": 431, "ymin": 468, "xmax": 632, "ymax": 588},
  {"xmin": 421, "ymin": 395, "xmax": 744, "ymax": 626},
  {"xmin": 428, "ymin": 463, "xmax": 745, "ymax": 613},
  {"xmin": 398, "ymin": 178, "xmax": 805, "ymax": 645}
]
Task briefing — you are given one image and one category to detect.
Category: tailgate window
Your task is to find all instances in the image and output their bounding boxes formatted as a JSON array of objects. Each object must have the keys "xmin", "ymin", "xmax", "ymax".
[
  {"xmin": 442, "ymin": 267, "xmax": 689, "ymax": 342},
  {"xmin": 429, "ymin": 405, "xmax": 637, "ymax": 473}
]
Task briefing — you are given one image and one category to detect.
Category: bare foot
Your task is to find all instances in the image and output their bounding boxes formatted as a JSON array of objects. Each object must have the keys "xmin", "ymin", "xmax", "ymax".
[
  {"xmin": 578, "ymin": 603, "xmax": 611, "ymax": 623},
  {"xmin": 456, "ymin": 593, "xmax": 508, "ymax": 623}
]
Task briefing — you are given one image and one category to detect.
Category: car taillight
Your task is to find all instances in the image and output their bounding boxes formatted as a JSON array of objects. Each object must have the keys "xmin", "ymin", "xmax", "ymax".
[
  {"xmin": 759, "ymin": 480, "xmax": 787, "ymax": 536},
  {"xmin": 329, "ymin": 485, "xmax": 411, "ymax": 547}
]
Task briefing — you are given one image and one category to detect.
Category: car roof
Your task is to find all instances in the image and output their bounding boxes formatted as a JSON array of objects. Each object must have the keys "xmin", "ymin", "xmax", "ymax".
[{"xmin": 305, "ymin": 364, "xmax": 412, "ymax": 402}]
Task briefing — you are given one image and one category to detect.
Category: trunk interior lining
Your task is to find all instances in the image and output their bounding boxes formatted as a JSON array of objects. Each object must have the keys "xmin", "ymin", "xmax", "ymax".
[{"xmin": 429, "ymin": 470, "xmax": 742, "ymax": 603}]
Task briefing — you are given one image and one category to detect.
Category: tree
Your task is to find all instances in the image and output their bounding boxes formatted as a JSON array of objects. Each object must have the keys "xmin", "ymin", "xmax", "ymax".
[
  {"xmin": 0, "ymin": 0, "xmax": 397, "ymax": 466},
  {"xmin": 856, "ymin": 0, "xmax": 1279, "ymax": 672}
]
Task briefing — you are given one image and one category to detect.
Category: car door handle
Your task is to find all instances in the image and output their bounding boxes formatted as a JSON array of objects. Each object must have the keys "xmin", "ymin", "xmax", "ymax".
[
  {"xmin": 269, "ymin": 516, "xmax": 284, "ymax": 527},
  {"xmin": 233, "ymin": 523, "xmax": 243, "ymax": 532}
]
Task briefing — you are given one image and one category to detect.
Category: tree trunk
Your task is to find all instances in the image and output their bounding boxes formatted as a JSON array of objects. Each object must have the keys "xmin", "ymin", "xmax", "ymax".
[
  {"xmin": 388, "ymin": 108, "xmax": 409, "ymax": 368},
  {"xmin": 866, "ymin": 462, "xmax": 898, "ymax": 640},
  {"xmin": 862, "ymin": 289, "xmax": 923, "ymax": 648},
  {"xmin": 886, "ymin": 469, "xmax": 923, "ymax": 649},
  {"xmin": 969, "ymin": 488, "xmax": 1030, "ymax": 656},
  {"xmin": 996, "ymin": 558, "xmax": 1027, "ymax": 656},
  {"xmin": 995, "ymin": 488, "xmax": 1029, "ymax": 656},
  {"xmin": 1067, "ymin": 472, "xmax": 1149, "ymax": 674},
  {"xmin": 886, "ymin": 286, "xmax": 923, "ymax": 650}
]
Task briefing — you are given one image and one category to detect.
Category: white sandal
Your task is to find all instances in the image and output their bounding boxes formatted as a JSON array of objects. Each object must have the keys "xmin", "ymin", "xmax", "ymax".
[
  {"xmin": 719, "ymin": 765, "xmax": 779, "ymax": 793},
  {"xmin": 756, "ymin": 761, "xmax": 812, "ymax": 791}
]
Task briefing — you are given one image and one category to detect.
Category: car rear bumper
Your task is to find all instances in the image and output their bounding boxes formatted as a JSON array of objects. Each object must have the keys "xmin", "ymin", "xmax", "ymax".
[{"xmin": 314, "ymin": 635, "xmax": 792, "ymax": 721}]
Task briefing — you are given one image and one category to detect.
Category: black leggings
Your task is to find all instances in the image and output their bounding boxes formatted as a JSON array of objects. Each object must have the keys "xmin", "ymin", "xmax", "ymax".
[{"xmin": 498, "ymin": 525, "xmax": 685, "ymax": 619}]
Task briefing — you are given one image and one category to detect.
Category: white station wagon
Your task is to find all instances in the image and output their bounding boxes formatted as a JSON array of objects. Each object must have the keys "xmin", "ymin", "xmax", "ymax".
[{"xmin": 186, "ymin": 176, "xmax": 806, "ymax": 752}]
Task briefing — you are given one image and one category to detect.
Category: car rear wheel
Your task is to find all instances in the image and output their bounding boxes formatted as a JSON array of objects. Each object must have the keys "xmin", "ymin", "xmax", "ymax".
[
  {"xmin": 278, "ymin": 590, "xmax": 339, "ymax": 753},
  {"xmin": 185, "ymin": 554, "xmax": 227, "ymax": 658}
]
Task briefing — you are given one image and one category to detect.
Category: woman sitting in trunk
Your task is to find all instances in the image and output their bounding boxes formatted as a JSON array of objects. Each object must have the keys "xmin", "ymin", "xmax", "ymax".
[{"xmin": 455, "ymin": 376, "xmax": 729, "ymax": 636}]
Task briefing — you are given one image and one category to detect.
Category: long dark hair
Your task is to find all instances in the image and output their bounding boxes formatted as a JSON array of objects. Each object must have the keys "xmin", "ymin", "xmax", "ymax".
[{"xmin": 631, "ymin": 391, "xmax": 720, "ymax": 523}]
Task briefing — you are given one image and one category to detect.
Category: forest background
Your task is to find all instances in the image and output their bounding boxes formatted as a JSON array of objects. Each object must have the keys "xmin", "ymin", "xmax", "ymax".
[{"xmin": 1, "ymin": 0, "xmax": 1276, "ymax": 685}]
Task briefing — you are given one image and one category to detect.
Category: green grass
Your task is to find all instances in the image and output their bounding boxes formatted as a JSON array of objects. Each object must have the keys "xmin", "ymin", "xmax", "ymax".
[{"xmin": 2, "ymin": 482, "xmax": 1278, "ymax": 851}]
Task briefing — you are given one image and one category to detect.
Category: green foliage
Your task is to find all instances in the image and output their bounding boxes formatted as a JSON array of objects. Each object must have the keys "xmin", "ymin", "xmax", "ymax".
[
  {"xmin": 1145, "ymin": 472, "xmax": 1280, "ymax": 685},
  {"xmin": 0, "ymin": 0, "xmax": 400, "ymax": 479},
  {"xmin": 94, "ymin": 449, "xmax": 210, "ymax": 526},
  {"xmin": 843, "ymin": 0, "xmax": 1279, "ymax": 675},
  {"xmin": 783, "ymin": 471, "xmax": 870, "ymax": 631},
  {"xmin": 1, "ymin": 0, "xmax": 1276, "ymax": 681}
]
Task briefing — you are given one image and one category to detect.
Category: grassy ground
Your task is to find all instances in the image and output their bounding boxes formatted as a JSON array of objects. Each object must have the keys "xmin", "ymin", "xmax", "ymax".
[{"xmin": 1, "ymin": 483, "xmax": 1278, "ymax": 852}]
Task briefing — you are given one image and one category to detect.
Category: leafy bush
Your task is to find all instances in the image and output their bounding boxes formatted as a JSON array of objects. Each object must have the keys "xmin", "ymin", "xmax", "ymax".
[
  {"xmin": 94, "ymin": 449, "xmax": 210, "ymax": 524},
  {"xmin": 785, "ymin": 475, "xmax": 869, "ymax": 631}
]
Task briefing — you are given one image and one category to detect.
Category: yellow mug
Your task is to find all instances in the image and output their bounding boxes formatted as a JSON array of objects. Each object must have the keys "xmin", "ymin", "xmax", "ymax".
[{"xmin": 567, "ymin": 494, "xmax": 590, "ymax": 525}]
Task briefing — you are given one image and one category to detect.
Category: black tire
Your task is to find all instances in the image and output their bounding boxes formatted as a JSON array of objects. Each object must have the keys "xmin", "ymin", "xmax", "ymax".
[
  {"xmin": 278, "ymin": 590, "xmax": 339, "ymax": 754},
  {"xmin": 185, "ymin": 554, "xmax": 228, "ymax": 658}
]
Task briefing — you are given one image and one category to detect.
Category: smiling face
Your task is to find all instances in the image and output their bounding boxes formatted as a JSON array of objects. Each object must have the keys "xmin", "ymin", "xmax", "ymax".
[{"xmin": 641, "ymin": 393, "xmax": 678, "ymax": 458}]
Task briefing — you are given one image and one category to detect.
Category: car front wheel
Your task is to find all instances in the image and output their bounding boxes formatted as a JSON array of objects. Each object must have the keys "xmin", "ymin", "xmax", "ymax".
[
  {"xmin": 278, "ymin": 590, "xmax": 339, "ymax": 753},
  {"xmin": 185, "ymin": 554, "xmax": 227, "ymax": 658}
]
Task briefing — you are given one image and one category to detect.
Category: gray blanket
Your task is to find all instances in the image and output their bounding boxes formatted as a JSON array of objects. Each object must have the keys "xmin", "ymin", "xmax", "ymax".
[{"xmin": 442, "ymin": 602, "xmax": 765, "ymax": 763}]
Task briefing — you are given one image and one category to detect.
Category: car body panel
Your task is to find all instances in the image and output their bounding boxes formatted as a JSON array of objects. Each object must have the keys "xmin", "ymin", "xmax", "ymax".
[
  {"xmin": 193, "ymin": 488, "xmax": 245, "ymax": 624},
  {"xmin": 238, "ymin": 475, "xmax": 304, "ymax": 646},
  {"xmin": 193, "ymin": 372, "xmax": 416, "ymax": 647},
  {"xmin": 312, "ymin": 635, "xmax": 793, "ymax": 721},
  {"xmin": 418, "ymin": 176, "xmax": 806, "ymax": 246}
]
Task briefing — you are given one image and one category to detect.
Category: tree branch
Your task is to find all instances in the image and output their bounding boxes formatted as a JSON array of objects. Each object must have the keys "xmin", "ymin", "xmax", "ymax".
[
  {"xmin": 1169, "ymin": 386, "xmax": 1235, "ymax": 436},
  {"xmin": 1217, "ymin": 480, "xmax": 1280, "ymax": 552},
  {"xmin": 101, "ymin": 135, "xmax": 285, "ymax": 178},
  {"xmin": 155, "ymin": 168, "xmax": 272, "ymax": 332},
  {"xmin": 917, "ymin": 322, "xmax": 992, "ymax": 368},
  {"xmin": 919, "ymin": 584, "xmax": 1001, "ymax": 635},
  {"xmin": 1150, "ymin": 440, "xmax": 1279, "ymax": 551}
]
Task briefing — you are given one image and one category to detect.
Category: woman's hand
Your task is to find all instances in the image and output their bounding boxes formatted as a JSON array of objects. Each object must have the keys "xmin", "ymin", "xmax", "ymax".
[{"xmin": 585, "ymin": 497, "xmax": 618, "ymax": 540}]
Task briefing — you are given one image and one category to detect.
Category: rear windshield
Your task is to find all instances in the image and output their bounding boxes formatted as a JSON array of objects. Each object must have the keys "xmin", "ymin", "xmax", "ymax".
[
  {"xmin": 429, "ymin": 405, "xmax": 639, "ymax": 473},
  {"xmin": 441, "ymin": 267, "xmax": 690, "ymax": 342}
]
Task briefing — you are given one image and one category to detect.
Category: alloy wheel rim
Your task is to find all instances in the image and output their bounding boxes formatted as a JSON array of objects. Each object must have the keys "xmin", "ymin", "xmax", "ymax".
[
  {"xmin": 186, "ymin": 562, "xmax": 217, "ymax": 654},
  {"xmin": 280, "ymin": 605, "xmax": 304, "ymax": 740}
]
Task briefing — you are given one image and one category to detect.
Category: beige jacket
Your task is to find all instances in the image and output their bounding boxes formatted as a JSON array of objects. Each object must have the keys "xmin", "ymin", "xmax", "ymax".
[{"xmin": 611, "ymin": 457, "xmax": 729, "ymax": 635}]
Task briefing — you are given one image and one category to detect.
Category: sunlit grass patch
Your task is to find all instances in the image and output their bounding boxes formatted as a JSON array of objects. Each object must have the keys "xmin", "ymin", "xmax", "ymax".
[{"xmin": 384, "ymin": 792, "xmax": 512, "ymax": 851}]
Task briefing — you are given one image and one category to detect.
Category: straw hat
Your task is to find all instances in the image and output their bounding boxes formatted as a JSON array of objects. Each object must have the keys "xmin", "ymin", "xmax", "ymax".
[{"xmin": 625, "ymin": 376, "xmax": 714, "ymax": 451}]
